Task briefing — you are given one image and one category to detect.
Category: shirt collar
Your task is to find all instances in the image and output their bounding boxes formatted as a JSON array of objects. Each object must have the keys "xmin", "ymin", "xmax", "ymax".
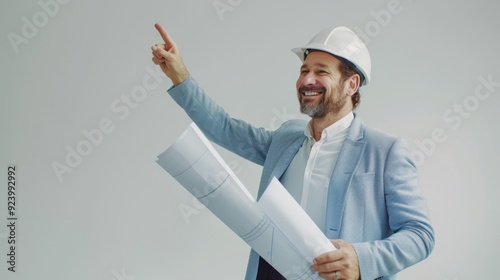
[{"xmin": 305, "ymin": 112, "xmax": 354, "ymax": 142}]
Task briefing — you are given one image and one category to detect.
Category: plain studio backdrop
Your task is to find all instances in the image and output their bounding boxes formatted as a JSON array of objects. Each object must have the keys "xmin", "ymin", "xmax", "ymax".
[{"xmin": 1, "ymin": 0, "xmax": 499, "ymax": 279}]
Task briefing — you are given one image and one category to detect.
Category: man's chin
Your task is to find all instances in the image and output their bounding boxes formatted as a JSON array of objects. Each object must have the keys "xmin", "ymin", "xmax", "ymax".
[{"xmin": 300, "ymin": 106, "xmax": 325, "ymax": 119}]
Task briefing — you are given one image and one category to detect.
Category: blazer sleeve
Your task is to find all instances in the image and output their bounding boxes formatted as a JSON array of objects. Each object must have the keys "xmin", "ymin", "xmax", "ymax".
[
  {"xmin": 167, "ymin": 76, "xmax": 272, "ymax": 166},
  {"xmin": 352, "ymin": 138, "xmax": 435, "ymax": 279}
]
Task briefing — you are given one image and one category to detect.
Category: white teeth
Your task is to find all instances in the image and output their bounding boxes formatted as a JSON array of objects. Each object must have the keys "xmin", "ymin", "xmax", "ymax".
[{"xmin": 304, "ymin": 91, "xmax": 320, "ymax": 96}]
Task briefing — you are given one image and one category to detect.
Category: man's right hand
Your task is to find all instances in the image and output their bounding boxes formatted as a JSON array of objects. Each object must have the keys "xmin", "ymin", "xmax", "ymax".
[{"xmin": 151, "ymin": 23, "xmax": 189, "ymax": 86}]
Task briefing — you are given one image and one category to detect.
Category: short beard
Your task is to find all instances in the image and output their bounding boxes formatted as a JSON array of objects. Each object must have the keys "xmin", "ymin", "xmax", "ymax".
[{"xmin": 299, "ymin": 84, "xmax": 347, "ymax": 118}]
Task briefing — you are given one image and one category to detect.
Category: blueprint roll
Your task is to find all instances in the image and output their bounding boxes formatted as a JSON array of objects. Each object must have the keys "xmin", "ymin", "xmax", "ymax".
[{"xmin": 156, "ymin": 123, "xmax": 335, "ymax": 279}]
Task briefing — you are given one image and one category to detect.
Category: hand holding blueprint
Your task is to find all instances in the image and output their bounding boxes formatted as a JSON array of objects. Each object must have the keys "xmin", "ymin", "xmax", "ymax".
[{"xmin": 156, "ymin": 123, "xmax": 336, "ymax": 279}]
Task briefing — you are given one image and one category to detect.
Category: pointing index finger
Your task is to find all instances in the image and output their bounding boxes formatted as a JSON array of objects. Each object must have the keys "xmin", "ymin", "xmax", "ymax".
[{"xmin": 154, "ymin": 23, "xmax": 176, "ymax": 51}]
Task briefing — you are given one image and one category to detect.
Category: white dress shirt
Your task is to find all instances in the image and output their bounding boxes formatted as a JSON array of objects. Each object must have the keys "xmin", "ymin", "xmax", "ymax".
[{"xmin": 281, "ymin": 112, "xmax": 354, "ymax": 230}]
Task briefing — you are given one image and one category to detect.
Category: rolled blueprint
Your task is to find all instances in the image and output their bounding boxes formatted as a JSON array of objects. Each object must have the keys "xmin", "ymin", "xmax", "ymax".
[{"xmin": 156, "ymin": 123, "xmax": 335, "ymax": 279}]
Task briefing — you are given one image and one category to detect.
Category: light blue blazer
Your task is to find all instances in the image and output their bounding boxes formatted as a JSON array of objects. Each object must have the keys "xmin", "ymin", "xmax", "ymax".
[{"xmin": 168, "ymin": 76, "xmax": 435, "ymax": 280}]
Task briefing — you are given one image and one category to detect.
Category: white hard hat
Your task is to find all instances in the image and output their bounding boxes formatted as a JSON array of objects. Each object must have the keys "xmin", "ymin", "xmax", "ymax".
[{"xmin": 292, "ymin": 26, "xmax": 372, "ymax": 86}]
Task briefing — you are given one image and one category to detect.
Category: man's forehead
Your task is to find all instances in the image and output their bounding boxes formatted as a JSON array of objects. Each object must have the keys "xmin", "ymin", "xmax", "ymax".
[{"xmin": 301, "ymin": 51, "xmax": 341, "ymax": 68}]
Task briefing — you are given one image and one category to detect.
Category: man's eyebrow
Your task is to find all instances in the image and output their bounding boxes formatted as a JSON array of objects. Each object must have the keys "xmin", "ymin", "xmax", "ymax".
[{"xmin": 301, "ymin": 62, "xmax": 330, "ymax": 69}]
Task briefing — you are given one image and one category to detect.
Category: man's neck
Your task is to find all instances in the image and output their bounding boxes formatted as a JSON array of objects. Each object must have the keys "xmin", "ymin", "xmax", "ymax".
[{"xmin": 309, "ymin": 110, "xmax": 353, "ymax": 141}]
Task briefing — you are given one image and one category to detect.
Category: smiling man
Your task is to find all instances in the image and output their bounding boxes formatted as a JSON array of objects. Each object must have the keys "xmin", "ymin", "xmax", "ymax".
[{"xmin": 151, "ymin": 23, "xmax": 434, "ymax": 280}]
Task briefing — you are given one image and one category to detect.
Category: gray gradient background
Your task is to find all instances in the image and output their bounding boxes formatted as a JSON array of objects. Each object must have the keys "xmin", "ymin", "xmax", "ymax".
[{"xmin": 1, "ymin": 0, "xmax": 499, "ymax": 279}]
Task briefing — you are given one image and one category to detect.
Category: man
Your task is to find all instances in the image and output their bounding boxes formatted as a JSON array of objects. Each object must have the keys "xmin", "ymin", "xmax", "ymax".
[{"xmin": 151, "ymin": 23, "xmax": 434, "ymax": 280}]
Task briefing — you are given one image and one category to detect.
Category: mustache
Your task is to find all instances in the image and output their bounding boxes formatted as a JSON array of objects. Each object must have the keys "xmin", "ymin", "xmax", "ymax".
[{"xmin": 298, "ymin": 85, "xmax": 326, "ymax": 93}]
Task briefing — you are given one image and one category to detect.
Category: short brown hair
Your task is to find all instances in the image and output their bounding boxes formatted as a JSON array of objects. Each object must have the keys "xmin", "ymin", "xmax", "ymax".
[{"xmin": 338, "ymin": 62, "xmax": 361, "ymax": 109}]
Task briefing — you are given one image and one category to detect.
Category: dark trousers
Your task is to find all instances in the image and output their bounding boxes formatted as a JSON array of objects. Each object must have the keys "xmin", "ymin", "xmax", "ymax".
[{"xmin": 256, "ymin": 257, "xmax": 286, "ymax": 280}]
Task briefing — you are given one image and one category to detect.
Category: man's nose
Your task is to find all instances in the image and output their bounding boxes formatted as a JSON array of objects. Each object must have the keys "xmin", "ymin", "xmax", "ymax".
[{"xmin": 302, "ymin": 72, "xmax": 316, "ymax": 85}]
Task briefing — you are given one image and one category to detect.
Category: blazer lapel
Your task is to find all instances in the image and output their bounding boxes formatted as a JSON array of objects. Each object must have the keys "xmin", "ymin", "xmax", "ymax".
[
  {"xmin": 257, "ymin": 129, "xmax": 306, "ymax": 199},
  {"xmin": 274, "ymin": 139, "xmax": 305, "ymax": 178},
  {"xmin": 325, "ymin": 115, "xmax": 366, "ymax": 238}
]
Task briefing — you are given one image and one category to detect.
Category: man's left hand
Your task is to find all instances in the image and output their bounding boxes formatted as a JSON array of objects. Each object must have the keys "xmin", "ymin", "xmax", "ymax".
[{"xmin": 311, "ymin": 239, "xmax": 360, "ymax": 280}]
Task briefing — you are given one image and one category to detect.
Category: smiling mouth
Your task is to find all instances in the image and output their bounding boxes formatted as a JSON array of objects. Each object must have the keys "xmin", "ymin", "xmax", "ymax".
[
  {"xmin": 299, "ymin": 86, "xmax": 325, "ymax": 97},
  {"xmin": 303, "ymin": 91, "xmax": 323, "ymax": 96}
]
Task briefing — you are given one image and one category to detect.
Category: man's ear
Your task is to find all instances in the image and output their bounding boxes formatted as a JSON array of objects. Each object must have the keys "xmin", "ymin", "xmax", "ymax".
[{"xmin": 344, "ymin": 74, "xmax": 360, "ymax": 97}]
